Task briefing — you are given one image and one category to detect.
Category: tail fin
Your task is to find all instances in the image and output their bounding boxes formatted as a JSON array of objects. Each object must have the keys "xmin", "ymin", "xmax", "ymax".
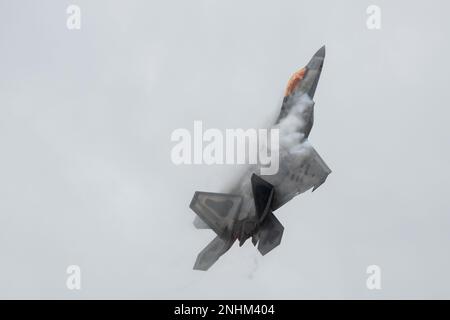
[{"xmin": 251, "ymin": 174, "xmax": 275, "ymax": 223}]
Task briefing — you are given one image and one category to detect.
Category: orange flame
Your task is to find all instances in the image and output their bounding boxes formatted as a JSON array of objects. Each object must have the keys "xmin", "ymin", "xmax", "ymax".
[{"xmin": 284, "ymin": 67, "xmax": 306, "ymax": 97}]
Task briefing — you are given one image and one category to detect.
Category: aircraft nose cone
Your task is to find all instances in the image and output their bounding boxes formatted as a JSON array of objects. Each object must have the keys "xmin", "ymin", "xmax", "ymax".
[
  {"xmin": 315, "ymin": 45, "xmax": 326, "ymax": 59},
  {"xmin": 306, "ymin": 45, "xmax": 326, "ymax": 71}
]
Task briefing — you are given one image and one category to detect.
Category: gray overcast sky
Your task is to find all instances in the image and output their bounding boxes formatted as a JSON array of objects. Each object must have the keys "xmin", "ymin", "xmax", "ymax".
[{"xmin": 0, "ymin": 0, "xmax": 449, "ymax": 298}]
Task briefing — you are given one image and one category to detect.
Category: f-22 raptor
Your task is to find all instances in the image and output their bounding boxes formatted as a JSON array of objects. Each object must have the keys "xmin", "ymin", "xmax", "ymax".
[{"xmin": 189, "ymin": 46, "xmax": 331, "ymax": 270}]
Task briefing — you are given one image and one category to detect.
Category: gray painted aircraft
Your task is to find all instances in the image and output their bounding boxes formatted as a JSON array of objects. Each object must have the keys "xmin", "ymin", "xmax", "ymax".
[{"xmin": 189, "ymin": 46, "xmax": 331, "ymax": 270}]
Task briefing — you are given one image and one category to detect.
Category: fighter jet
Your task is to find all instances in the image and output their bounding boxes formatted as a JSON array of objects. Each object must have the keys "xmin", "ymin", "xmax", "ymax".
[{"xmin": 189, "ymin": 46, "xmax": 331, "ymax": 270}]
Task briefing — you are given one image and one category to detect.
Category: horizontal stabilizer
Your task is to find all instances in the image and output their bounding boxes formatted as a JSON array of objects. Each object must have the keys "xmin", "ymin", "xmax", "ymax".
[{"xmin": 193, "ymin": 236, "xmax": 234, "ymax": 271}]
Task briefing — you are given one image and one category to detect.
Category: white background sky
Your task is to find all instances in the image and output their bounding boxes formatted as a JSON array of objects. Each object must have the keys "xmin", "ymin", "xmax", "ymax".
[{"xmin": 0, "ymin": 0, "xmax": 449, "ymax": 298}]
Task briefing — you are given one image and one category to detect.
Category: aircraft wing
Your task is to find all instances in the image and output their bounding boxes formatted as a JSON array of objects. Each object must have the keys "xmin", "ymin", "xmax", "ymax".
[
  {"xmin": 189, "ymin": 192, "xmax": 242, "ymax": 237},
  {"xmin": 271, "ymin": 145, "xmax": 331, "ymax": 210}
]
